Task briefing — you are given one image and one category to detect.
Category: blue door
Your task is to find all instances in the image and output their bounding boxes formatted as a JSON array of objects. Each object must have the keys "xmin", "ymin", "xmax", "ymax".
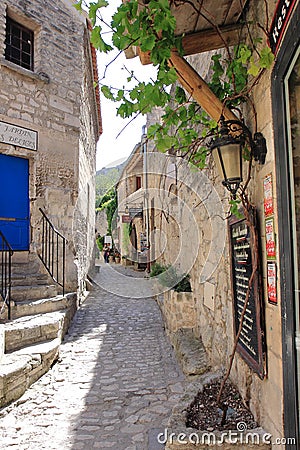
[{"xmin": 0, "ymin": 154, "xmax": 29, "ymax": 250}]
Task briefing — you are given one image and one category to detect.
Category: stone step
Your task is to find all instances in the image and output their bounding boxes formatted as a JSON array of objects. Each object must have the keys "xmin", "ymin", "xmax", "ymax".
[
  {"xmin": 170, "ymin": 328, "xmax": 209, "ymax": 376},
  {"xmin": 4, "ymin": 311, "xmax": 65, "ymax": 353},
  {"xmin": 11, "ymin": 252, "xmax": 30, "ymax": 264},
  {"xmin": 0, "ymin": 338, "xmax": 60, "ymax": 408},
  {"xmin": 12, "ymin": 293, "xmax": 77, "ymax": 318},
  {"xmin": 11, "ymin": 284, "xmax": 58, "ymax": 302},
  {"xmin": 11, "ymin": 273, "xmax": 49, "ymax": 287},
  {"xmin": 11, "ymin": 262, "xmax": 41, "ymax": 275}
]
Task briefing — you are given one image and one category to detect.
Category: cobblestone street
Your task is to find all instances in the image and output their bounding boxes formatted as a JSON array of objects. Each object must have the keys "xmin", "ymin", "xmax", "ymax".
[{"xmin": 0, "ymin": 264, "xmax": 186, "ymax": 449}]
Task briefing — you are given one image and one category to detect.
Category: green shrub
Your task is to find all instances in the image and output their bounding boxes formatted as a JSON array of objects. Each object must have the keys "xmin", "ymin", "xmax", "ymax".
[
  {"xmin": 157, "ymin": 265, "xmax": 192, "ymax": 292},
  {"xmin": 96, "ymin": 235, "xmax": 104, "ymax": 251},
  {"xmin": 158, "ymin": 265, "xmax": 178, "ymax": 287},
  {"xmin": 150, "ymin": 262, "xmax": 167, "ymax": 278},
  {"xmin": 173, "ymin": 274, "xmax": 192, "ymax": 292}
]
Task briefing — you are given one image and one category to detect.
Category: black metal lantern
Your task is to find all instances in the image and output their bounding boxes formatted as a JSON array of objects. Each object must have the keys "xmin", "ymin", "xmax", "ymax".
[{"xmin": 209, "ymin": 116, "xmax": 267, "ymax": 198}]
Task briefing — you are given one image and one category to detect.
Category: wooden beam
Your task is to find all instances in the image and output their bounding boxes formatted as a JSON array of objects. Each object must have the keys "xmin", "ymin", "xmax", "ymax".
[
  {"xmin": 136, "ymin": 24, "xmax": 244, "ymax": 65},
  {"xmin": 181, "ymin": 24, "xmax": 243, "ymax": 57},
  {"xmin": 169, "ymin": 50, "xmax": 237, "ymax": 122}
]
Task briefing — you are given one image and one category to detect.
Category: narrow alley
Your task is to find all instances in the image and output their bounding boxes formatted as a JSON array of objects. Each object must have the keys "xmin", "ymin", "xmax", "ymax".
[{"xmin": 0, "ymin": 265, "xmax": 186, "ymax": 450}]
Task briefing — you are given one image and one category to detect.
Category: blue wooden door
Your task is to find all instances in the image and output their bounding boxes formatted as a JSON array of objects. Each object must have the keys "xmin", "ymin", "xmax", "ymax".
[{"xmin": 0, "ymin": 154, "xmax": 29, "ymax": 250}]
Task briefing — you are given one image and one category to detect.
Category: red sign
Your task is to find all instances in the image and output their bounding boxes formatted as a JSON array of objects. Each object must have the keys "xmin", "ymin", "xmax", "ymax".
[
  {"xmin": 265, "ymin": 218, "xmax": 276, "ymax": 259},
  {"xmin": 269, "ymin": 0, "xmax": 297, "ymax": 54},
  {"xmin": 263, "ymin": 173, "xmax": 274, "ymax": 217},
  {"xmin": 267, "ymin": 262, "xmax": 277, "ymax": 305}
]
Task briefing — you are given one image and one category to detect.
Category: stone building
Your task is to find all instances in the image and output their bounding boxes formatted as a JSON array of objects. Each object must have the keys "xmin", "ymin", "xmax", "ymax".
[
  {"xmin": 116, "ymin": 140, "xmax": 146, "ymax": 267},
  {"xmin": 121, "ymin": 0, "xmax": 300, "ymax": 447},
  {"xmin": 0, "ymin": 0, "xmax": 101, "ymax": 297},
  {"xmin": 0, "ymin": 0, "xmax": 101, "ymax": 406}
]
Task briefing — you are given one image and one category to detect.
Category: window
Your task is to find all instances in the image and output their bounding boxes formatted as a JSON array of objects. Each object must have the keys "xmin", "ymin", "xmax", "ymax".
[
  {"xmin": 5, "ymin": 17, "xmax": 34, "ymax": 71},
  {"xmin": 136, "ymin": 176, "xmax": 142, "ymax": 190}
]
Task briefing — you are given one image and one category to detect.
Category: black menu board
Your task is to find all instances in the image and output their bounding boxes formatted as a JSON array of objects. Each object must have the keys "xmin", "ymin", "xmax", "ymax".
[{"xmin": 229, "ymin": 213, "xmax": 265, "ymax": 379}]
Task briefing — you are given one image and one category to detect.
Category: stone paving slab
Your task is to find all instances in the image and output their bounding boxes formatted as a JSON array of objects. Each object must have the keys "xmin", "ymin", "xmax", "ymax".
[{"xmin": 0, "ymin": 266, "xmax": 186, "ymax": 449}]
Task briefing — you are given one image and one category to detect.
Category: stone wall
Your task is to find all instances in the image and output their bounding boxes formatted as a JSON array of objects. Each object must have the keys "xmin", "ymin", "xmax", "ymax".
[
  {"xmin": 145, "ymin": 0, "xmax": 284, "ymax": 443},
  {"xmin": 117, "ymin": 144, "xmax": 144, "ymax": 259},
  {"xmin": 0, "ymin": 325, "xmax": 4, "ymax": 362},
  {"xmin": 162, "ymin": 290, "xmax": 196, "ymax": 333},
  {"xmin": 0, "ymin": 0, "xmax": 99, "ymax": 292},
  {"xmin": 95, "ymin": 209, "xmax": 108, "ymax": 237}
]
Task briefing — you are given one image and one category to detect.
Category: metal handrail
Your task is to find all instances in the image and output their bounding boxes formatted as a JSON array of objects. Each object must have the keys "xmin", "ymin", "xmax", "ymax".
[
  {"xmin": 0, "ymin": 230, "xmax": 13, "ymax": 320},
  {"xmin": 38, "ymin": 208, "xmax": 66, "ymax": 296}
]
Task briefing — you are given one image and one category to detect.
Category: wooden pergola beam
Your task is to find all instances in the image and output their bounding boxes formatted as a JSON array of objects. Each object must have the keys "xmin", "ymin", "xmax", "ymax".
[
  {"xmin": 169, "ymin": 50, "xmax": 237, "ymax": 122},
  {"xmin": 182, "ymin": 24, "xmax": 243, "ymax": 57},
  {"xmin": 137, "ymin": 24, "xmax": 243, "ymax": 65}
]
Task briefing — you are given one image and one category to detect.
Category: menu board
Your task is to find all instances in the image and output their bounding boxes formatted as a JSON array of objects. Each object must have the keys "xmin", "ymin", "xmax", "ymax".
[{"xmin": 230, "ymin": 214, "xmax": 265, "ymax": 379}]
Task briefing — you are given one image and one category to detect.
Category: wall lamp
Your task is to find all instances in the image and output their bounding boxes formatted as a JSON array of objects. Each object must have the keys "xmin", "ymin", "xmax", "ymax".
[{"xmin": 209, "ymin": 115, "xmax": 267, "ymax": 198}]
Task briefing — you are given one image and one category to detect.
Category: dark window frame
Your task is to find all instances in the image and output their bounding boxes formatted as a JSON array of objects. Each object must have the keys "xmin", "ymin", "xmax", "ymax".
[
  {"xmin": 272, "ymin": 3, "xmax": 300, "ymax": 448},
  {"xmin": 136, "ymin": 176, "xmax": 142, "ymax": 191},
  {"xmin": 5, "ymin": 17, "xmax": 34, "ymax": 71}
]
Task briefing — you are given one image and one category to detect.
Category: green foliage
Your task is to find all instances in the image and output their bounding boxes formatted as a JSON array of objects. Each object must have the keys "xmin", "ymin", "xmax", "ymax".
[
  {"xmin": 96, "ymin": 234, "xmax": 104, "ymax": 251},
  {"xmin": 150, "ymin": 262, "xmax": 167, "ymax": 278},
  {"xmin": 91, "ymin": 26, "xmax": 113, "ymax": 52},
  {"xmin": 151, "ymin": 264, "xmax": 192, "ymax": 292},
  {"xmin": 174, "ymin": 274, "xmax": 192, "ymax": 293},
  {"xmin": 95, "ymin": 165, "xmax": 123, "ymax": 206},
  {"xmin": 122, "ymin": 223, "xmax": 131, "ymax": 256},
  {"xmin": 106, "ymin": 188, "xmax": 117, "ymax": 236},
  {"xmin": 83, "ymin": 0, "xmax": 274, "ymax": 194},
  {"xmin": 96, "ymin": 188, "xmax": 115, "ymax": 211},
  {"xmin": 73, "ymin": 1, "xmax": 83, "ymax": 12},
  {"xmin": 229, "ymin": 198, "xmax": 243, "ymax": 218}
]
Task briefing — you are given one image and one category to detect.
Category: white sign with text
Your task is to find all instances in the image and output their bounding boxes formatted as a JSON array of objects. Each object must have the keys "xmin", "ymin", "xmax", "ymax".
[{"xmin": 0, "ymin": 121, "xmax": 38, "ymax": 151}]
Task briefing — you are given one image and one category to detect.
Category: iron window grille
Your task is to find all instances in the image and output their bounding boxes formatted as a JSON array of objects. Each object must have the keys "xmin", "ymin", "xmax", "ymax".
[{"xmin": 5, "ymin": 17, "xmax": 34, "ymax": 71}]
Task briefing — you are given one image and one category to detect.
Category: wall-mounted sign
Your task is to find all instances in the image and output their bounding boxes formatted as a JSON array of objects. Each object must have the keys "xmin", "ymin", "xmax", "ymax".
[
  {"xmin": 229, "ymin": 211, "xmax": 265, "ymax": 379},
  {"xmin": 129, "ymin": 207, "xmax": 143, "ymax": 218},
  {"xmin": 267, "ymin": 262, "xmax": 277, "ymax": 305},
  {"xmin": 0, "ymin": 120, "xmax": 38, "ymax": 151},
  {"xmin": 263, "ymin": 173, "xmax": 274, "ymax": 217},
  {"xmin": 265, "ymin": 217, "xmax": 276, "ymax": 259},
  {"xmin": 269, "ymin": 0, "xmax": 297, "ymax": 55}
]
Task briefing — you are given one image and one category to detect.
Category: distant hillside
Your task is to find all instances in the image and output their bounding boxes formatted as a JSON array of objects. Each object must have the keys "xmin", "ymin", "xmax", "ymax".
[{"xmin": 95, "ymin": 161, "xmax": 125, "ymax": 206}]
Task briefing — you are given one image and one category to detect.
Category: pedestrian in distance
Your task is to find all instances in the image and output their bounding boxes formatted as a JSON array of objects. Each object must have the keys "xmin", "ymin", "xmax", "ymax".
[{"xmin": 103, "ymin": 243, "xmax": 110, "ymax": 263}]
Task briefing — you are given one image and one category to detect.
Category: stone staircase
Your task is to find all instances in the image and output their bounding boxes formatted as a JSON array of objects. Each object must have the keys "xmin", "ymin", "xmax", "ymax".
[{"xmin": 0, "ymin": 252, "xmax": 78, "ymax": 408}]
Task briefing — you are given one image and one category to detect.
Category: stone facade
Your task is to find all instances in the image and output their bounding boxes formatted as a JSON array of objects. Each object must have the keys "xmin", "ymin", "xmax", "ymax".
[
  {"xmin": 0, "ymin": 325, "xmax": 4, "ymax": 362},
  {"xmin": 116, "ymin": 1, "xmax": 297, "ymax": 445},
  {"xmin": 161, "ymin": 290, "xmax": 196, "ymax": 333},
  {"xmin": 116, "ymin": 141, "xmax": 145, "ymax": 264},
  {"xmin": 0, "ymin": 0, "xmax": 100, "ymax": 293}
]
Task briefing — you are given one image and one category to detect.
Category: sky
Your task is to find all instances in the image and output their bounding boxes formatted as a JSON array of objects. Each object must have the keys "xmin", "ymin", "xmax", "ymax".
[
  {"xmin": 93, "ymin": 3, "xmax": 157, "ymax": 170},
  {"xmin": 96, "ymin": 53, "xmax": 156, "ymax": 170}
]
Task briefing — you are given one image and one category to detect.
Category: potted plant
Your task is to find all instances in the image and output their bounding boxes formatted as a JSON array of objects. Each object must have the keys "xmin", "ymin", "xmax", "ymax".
[
  {"xmin": 108, "ymin": 249, "xmax": 115, "ymax": 263},
  {"xmin": 115, "ymin": 251, "xmax": 121, "ymax": 264}
]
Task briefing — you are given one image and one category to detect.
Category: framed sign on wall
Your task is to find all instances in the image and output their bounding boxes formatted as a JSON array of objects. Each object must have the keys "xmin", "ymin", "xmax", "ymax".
[{"xmin": 229, "ymin": 210, "xmax": 266, "ymax": 379}]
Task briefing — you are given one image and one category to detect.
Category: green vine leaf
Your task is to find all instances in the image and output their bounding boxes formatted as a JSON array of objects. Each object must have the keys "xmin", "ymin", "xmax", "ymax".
[
  {"xmin": 89, "ymin": 1, "xmax": 109, "ymax": 26},
  {"xmin": 73, "ymin": 1, "xmax": 83, "ymax": 12},
  {"xmin": 91, "ymin": 26, "xmax": 113, "ymax": 52},
  {"xmin": 237, "ymin": 44, "xmax": 252, "ymax": 64},
  {"xmin": 259, "ymin": 46, "xmax": 275, "ymax": 69},
  {"xmin": 248, "ymin": 59, "xmax": 260, "ymax": 77},
  {"xmin": 229, "ymin": 199, "xmax": 242, "ymax": 218},
  {"xmin": 84, "ymin": 0, "xmax": 274, "ymax": 177},
  {"xmin": 101, "ymin": 85, "xmax": 115, "ymax": 101},
  {"xmin": 140, "ymin": 35, "xmax": 156, "ymax": 52}
]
